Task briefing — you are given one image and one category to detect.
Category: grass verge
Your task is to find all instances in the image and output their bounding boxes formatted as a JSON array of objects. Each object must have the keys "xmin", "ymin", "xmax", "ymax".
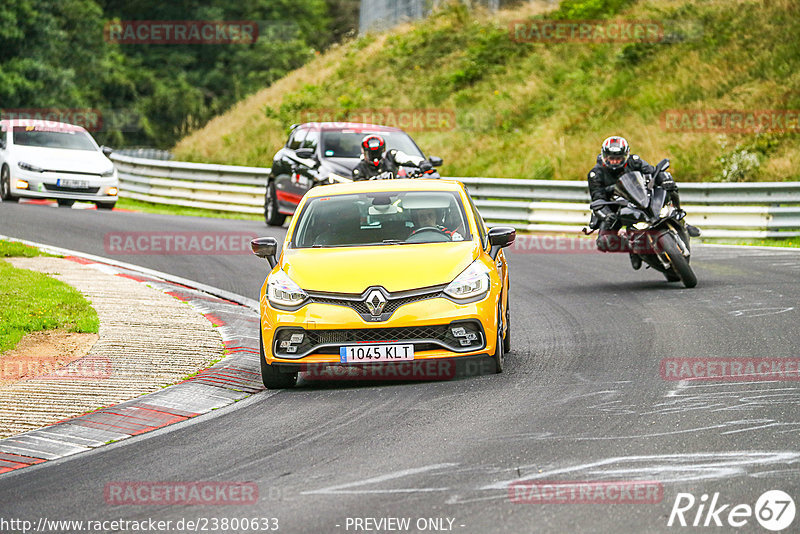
[
  {"xmin": 704, "ymin": 237, "xmax": 800, "ymax": 248},
  {"xmin": 115, "ymin": 197, "xmax": 262, "ymax": 221},
  {"xmin": 0, "ymin": 244, "xmax": 99, "ymax": 353},
  {"xmin": 0, "ymin": 240, "xmax": 58, "ymax": 258}
]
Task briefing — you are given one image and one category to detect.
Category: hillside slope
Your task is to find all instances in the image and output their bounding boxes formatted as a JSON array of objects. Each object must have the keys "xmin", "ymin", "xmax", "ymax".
[{"xmin": 174, "ymin": 0, "xmax": 800, "ymax": 182}]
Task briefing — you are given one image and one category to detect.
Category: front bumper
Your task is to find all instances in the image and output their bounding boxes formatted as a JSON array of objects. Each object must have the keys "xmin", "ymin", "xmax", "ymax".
[
  {"xmin": 10, "ymin": 167, "xmax": 118, "ymax": 203},
  {"xmin": 259, "ymin": 294, "xmax": 499, "ymax": 366}
]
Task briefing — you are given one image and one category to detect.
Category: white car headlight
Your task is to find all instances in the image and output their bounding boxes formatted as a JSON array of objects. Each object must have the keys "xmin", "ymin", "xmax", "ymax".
[
  {"xmin": 267, "ymin": 270, "xmax": 307, "ymax": 308},
  {"xmin": 101, "ymin": 167, "xmax": 116, "ymax": 177},
  {"xmin": 18, "ymin": 161, "xmax": 44, "ymax": 172},
  {"xmin": 444, "ymin": 260, "xmax": 490, "ymax": 300}
]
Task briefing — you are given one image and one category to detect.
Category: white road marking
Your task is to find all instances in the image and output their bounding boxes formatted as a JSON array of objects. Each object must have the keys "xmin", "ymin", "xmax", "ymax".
[{"xmin": 302, "ymin": 463, "xmax": 458, "ymax": 495}]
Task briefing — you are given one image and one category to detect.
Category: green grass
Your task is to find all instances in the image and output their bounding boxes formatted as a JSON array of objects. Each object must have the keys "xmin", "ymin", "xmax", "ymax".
[
  {"xmin": 174, "ymin": 0, "xmax": 800, "ymax": 183},
  {"xmin": 706, "ymin": 236, "xmax": 800, "ymax": 248},
  {"xmin": 0, "ymin": 240, "xmax": 57, "ymax": 258},
  {"xmin": 115, "ymin": 197, "xmax": 261, "ymax": 221},
  {"xmin": 0, "ymin": 258, "xmax": 99, "ymax": 354}
]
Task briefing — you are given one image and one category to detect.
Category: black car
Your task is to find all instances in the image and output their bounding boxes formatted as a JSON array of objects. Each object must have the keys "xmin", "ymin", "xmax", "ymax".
[{"xmin": 264, "ymin": 122, "xmax": 443, "ymax": 226}]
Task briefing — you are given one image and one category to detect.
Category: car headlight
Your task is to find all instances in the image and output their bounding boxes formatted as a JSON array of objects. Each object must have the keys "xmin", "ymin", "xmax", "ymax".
[
  {"xmin": 18, "ymin": 161, "xmax": 44, "ymax": 172},
  {"xmin": 444, "ymin": 260, "xmax": 490, "ymax": 300},
  {"xmin": 101, "ymin": 167, "xmax": 115, "ymax": 177},
  {"xmin": 267, "ymin": 270, "xmax": 307, "ymax": 308}
]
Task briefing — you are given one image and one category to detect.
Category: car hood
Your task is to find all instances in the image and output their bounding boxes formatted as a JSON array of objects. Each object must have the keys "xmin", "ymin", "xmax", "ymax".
[
  {"xmin": 282, "ymin": 241, "xmax": 480, "ymax": 293},
  {"xmin": 12, "ymin": 146, "xmax": 112, "ymax": 174}
]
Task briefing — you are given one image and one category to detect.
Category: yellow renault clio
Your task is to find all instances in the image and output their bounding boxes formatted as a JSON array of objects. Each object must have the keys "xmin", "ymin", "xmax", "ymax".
[{"xmin": 251, "ymin": 179, "xmax": 515, "ymax": 388}]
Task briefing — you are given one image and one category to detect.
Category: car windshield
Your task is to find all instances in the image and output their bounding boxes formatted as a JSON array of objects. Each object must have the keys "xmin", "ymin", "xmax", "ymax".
[
  {"xmin": 12, "ymin": 126, "xmax": 97, "ymax": 151},
  {"xmin": 292, "ymin": 191, "xmax": 471, "ymax": 248},
  {"xmin": 320, "ymin": 130, "xmax": 423, "ymax": 159}
]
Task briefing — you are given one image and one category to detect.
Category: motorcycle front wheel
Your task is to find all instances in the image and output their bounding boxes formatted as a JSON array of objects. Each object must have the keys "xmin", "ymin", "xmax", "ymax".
[{"xmin": 658, "ymin": 233, "xmax": 697, "ymax": 288}]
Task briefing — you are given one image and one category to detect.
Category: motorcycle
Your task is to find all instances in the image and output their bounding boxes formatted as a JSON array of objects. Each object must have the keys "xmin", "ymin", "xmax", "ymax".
[{"xmin": 584, "ymin": 159, "xmax": 701, "ymax": 288}]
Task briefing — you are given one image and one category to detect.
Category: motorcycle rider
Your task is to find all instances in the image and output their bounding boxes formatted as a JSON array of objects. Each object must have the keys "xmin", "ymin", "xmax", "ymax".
[
  {"xmin": 587, "ymin": 136, "xmax": 683, "ymax": 268},
  {"xmin": 352, "ymin": 134, "xmax": 434, "ymax": 180}
]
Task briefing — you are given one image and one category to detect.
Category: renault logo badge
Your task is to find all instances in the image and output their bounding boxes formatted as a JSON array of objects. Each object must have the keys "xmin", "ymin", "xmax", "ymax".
[{"xmin": 365, "ymin": 289, "xmax": 387, "ymax": 316}]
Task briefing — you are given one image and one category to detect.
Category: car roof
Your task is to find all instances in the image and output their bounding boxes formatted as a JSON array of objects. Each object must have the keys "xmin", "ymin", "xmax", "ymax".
[
  {"xmin": 294, "ymin": 122, "xmax": 404, "ymax": 133},
  {"xmin": 0, "ymin": 119, "xmax": 88, "ymax": 133},
  {"xmin": 305, "ymin": 179, "xmax": 466, "ymax": 198}
]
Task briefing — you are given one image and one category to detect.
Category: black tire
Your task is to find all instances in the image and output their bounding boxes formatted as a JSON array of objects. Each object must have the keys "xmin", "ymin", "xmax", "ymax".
[
  {"xmin": 96, "ymin": 202, "xmax": 115, "ymax": 210},
  {"xmin": 492, "ymin": 303, "xmax": 505, "ymax": 373},
  {"xmin": 264, "ymin": 181, "xmax": 286, "ymax": 227},
  {"xmin": 260, "ymin": 333, "xmax": 296, "ymax": 389},
  {"xmin": 659, "ymin": 233, "xmax": 697, "ymax": 288},
  {"xmin": 502, "ymin": 294, "xmax": 511, "ymax": 353},
  {"xmin": 57, "ymin": 199, "xmax": 75, "ymax": 208},
  {"xmin": 663, "ymin": 271, "xmax": 681, "ymax": 282},
  {"xmin": 1, "ymin": 165, "xmax": 18, "ymax": 202}
]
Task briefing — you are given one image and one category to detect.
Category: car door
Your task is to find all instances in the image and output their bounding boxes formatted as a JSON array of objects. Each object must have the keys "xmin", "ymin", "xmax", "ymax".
[
  {"xmin": 290, "ymin": 128, "xmax": 320, "ymax": 197},
  {"xmin": 274, "ymin": 128, "xmax": 307, "ymax": 213}
]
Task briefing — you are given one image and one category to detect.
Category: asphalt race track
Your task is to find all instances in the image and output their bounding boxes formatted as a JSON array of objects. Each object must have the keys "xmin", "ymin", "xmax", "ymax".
[{"xmin": 2, "ymin": 201, "xmax": 800, "ymax": 533}]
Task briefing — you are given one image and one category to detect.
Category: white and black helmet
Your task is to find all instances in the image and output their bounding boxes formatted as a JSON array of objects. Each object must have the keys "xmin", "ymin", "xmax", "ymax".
[{"xmin": 601, "ymin": 136, "xmax": 630, "ymax": 171}]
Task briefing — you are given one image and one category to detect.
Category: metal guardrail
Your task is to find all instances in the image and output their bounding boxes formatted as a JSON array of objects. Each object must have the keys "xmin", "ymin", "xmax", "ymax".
[{"xmin": 111, "ymin": 153, "xmax": 800, "ymax": 238}]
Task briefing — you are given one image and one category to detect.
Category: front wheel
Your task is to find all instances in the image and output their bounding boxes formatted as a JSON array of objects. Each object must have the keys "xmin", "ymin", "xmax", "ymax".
[
  {"xmin": 1, "ymin": 166, "xmax": 18, "ymax": 202},
  {"xmin": 57, "ymin": 199, "xmax": 75, "ymax": 208},
  {"xmin": 260, "ymin": 334, "xmax": 296, "ymax": 389},
  {"xmin": 659, "ymin": 233, "xmax": 697, "ymax": 288},
  {"xmin": 492, "ymin": 303, "xmax": 505, "ymax": 373},
  {"xmin": 96, "ymin": 202, "xmax": 115, "ymax": 210},
  {"xmin": 264, "ymin": 181, "xmax": 286, "ymax": 227}
]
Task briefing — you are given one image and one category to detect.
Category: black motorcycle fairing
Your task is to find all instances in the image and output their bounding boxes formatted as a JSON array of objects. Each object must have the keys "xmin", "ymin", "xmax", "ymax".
[{"xmin": 615, "ymin": 171, "xmax": 649, "ymax": 209}]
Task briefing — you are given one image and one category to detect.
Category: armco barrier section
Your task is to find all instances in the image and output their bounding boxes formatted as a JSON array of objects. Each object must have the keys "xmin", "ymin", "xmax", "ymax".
[{"xmin": 111, "ymin": 154, "xmax": 800, "ymax": 239}]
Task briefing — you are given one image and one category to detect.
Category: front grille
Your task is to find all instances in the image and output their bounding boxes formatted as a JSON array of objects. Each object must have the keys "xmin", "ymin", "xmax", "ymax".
[
  {"xmin": 44, "ymin": 184, "xmax": 100, "ymax": 193},
  {"xmin": 273, "ymin": 321, "xmax": 485, "ymax": 358},
  {"xmin": 307, "ymin": 285, "xmax": 446, "ymax": 321},
  {"xmin": 312, "ymin": 292, "xmax": 437, "ymax": 316}
]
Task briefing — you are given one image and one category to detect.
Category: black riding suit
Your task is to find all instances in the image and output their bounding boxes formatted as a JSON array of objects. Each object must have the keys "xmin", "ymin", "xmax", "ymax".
[
  {"xmin": 352, "ymin": 153, "xmax": 400, "ymax": 181},
  {"xmin": 587, "ymin": 154, "xmax": 681, "ymax": 251}
]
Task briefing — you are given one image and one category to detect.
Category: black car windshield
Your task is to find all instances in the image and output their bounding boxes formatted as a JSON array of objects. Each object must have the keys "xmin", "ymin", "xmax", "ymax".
[
  {"xmin": 321, "ymin": 130, "xmax": 423, "ymax": 159},
  {"xmin": 292, "ymin": 191, "xmax": 471, "ymax": 248},
  {"xmin": 13, "ymin": 126, "xmax": 97, "ymax": 151}
]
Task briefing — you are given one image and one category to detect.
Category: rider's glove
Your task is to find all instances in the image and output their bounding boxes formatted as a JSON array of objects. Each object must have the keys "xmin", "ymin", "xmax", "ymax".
[
  {"xmin": 604, "ymin": 184, "xmax": 617, "ymax": 195},
  {"xmin": 419, "ymin": 160, "xmax": 433, "ymax": 173}
]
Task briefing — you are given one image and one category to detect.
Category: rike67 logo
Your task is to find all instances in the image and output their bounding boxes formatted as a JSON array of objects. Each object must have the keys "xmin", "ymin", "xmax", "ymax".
[{"xmin": 668, "ymin": 490, "xmax": 795, "ymax": 531}]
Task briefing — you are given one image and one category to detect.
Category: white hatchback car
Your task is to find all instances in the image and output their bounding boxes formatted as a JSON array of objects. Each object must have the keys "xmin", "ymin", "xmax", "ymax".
[{"xmin": 0, "ymin": 120, "xmax": 119, "ymax": 209}]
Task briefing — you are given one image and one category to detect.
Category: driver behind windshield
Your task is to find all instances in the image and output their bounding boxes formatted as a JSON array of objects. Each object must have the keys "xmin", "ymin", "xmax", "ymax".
[
  {"xmin": 408, "ymin": 207, "xmax": 464, "ymax": 241},
  {"xmin": 352, "ymin": 134, "xmax": 433, "ymax": 180}
]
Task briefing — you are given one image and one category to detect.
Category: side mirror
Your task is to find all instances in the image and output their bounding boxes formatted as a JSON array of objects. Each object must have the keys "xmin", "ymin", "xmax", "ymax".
[
  {"xmin": 251, "ymin": 237, "xmax": 279, "ymax": 268},
  {"xmin": 488, "ymin": 226, "xmax": 516, "ymax": 259},
  {"xmin": 428, "ymin": 156, "xmax": 443, "ymax": 167},
  {"xmin": 101, "ymin": 146, "xmax": 113, "ymax": 157},
  {"xmin": 654, "ymin": 158, "xmax": 669, "ymax": 175},
  {"xmin": 295, "ymin": 148, "xmax": 316, "ymax": 160}
]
